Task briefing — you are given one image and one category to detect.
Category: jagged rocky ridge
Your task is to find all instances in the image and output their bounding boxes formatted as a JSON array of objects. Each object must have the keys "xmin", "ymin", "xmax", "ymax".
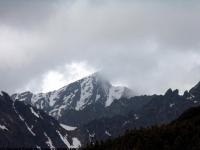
[
  {"xmin": 78, "ymin": 86, "xmax": 200, "ymax": 145},
  {"xmin": 0, "ymin": 92, "xmax": 81, "ymax": 148}
]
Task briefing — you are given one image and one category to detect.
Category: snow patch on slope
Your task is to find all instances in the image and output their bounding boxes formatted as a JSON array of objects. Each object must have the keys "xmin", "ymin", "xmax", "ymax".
[
  {"xmin": 72, "ymin": 137, "xmax": 81, "ymax": 148},
  {"xmin": 169, "ymin": 103, "xmax": 175, "ymax": 108},
  {"xmin": 0, "ymin": 124, "xmax": 8, "ymax": 131},
  {"xmin": 0, "ymin": 92, "xmax": 3, "ymax": 97},
  {"xmin": 31, "ymin": 94, "xmax": 43, "ymax": 104},
  {"xmin": 76, "ymin": 76, "xmax": 94, "ymax": 110},
  {"xmin": 57, "ymin": 129, "xmax": 81, "ymax": 148},
  {"xmin": 134, "ymin": 114, "xmax": 139, "ymax": 120},
  {"xmin": 105, "ymin": 130, "xmax": 111, "ymax": 136},
  {"xmin": 60, "ymin": 123, "xmax": 77, "ymax": 131},
  {"xmin": 106, "ymin": 86, "xmax": 126, "ymax": 107},
  {"xmin": 48, "ymin": 86, "xmax": 68, "ymax": 107},
  {"xmin": 95, "ymin": 94, "xmax": 101, "ymax": 102},
  {"xmin": 49, "ymin": 105, "xmax": 66, "ymax": 119}
]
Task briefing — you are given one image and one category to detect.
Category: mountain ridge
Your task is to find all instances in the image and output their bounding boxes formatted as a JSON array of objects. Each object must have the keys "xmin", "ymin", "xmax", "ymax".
[
  {"xmin": 11, "ymin": 74, "xmax": 200, "ymax": 147},
  {"xmin": 76, "ymin": 82, "xmax": 200, "ymax": 145},
  {"xmin": 12, "ymin": 72, "xmax": 134, "ymax": 121}
]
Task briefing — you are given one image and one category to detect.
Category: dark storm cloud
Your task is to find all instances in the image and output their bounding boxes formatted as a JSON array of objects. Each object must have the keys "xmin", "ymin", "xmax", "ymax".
[{"xmin": 0, "ymin": 0, "xmax": 200, "ymax": 94}]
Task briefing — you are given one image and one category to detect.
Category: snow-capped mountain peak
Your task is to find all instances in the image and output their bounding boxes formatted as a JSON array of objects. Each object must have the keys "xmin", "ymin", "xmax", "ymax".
[{"xmin": 12, "ymin": 72, "xmax": 134, "ymax": 119}]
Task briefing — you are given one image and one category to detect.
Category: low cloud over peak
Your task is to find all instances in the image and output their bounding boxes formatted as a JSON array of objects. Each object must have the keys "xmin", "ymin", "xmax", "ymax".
[{"xmin": 0, "ymin": 0, "xmax": 200, "ymax": 94}]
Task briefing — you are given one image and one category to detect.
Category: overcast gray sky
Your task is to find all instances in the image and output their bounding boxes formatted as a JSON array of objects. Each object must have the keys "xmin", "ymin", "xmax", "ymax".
[{"xmin": 0, "ymin": 0, "xmax": 200, "ymax": 94}]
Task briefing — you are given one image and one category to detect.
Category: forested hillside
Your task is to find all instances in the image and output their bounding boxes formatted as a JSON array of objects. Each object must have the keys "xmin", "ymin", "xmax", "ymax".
[{"xmin": 85, "ymin": 106, "xmax": 200, "ymax": 150}]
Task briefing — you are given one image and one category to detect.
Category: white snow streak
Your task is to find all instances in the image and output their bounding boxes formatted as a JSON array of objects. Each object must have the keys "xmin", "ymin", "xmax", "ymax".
[
  {"xmin": 44, "ymin": 132, "xmax": 55, "ymax": 149},
  {"xmin": 30, "ymin": 107, "xmax": 40, "ymax": 118},
  {"xmin": 25, "ymin": 122, "xmax": 36, "ymax": 136},
  {"xmin": 56, "ymin": 130, "xmax": 71, "ymax": 148}
]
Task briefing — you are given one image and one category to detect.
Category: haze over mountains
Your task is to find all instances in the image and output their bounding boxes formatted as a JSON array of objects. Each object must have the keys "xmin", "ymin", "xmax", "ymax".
[{"xmin": 1, "ymin": 0, "xmax": 200, "ymax": 149}]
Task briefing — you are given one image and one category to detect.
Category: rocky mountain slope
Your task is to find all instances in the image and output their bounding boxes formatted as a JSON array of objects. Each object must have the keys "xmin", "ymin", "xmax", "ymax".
[{"xmin": 0, "ymin": 92, "xmax": 81, "ymax": 149}]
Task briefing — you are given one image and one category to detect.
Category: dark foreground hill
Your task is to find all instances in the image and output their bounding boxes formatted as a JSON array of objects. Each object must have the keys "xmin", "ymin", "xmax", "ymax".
[
  {"xmin": 84, "ymin": 106, "xmax": 200, "ymax": 150},
  {"xmin": 0, "ymin": 92, "xmax": 81, "ymax": 149}
]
